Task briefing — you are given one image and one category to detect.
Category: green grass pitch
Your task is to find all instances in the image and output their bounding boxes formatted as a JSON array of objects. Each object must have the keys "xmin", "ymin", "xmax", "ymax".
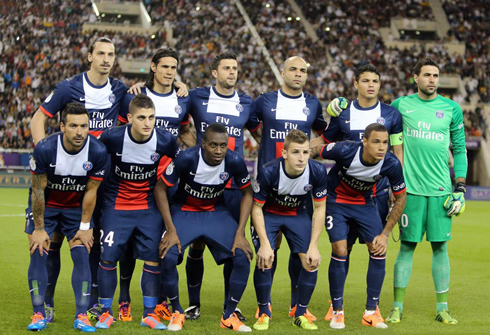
[{"xmin": 0, "ymin": 188, "xmax": 489, "ymax": 334}]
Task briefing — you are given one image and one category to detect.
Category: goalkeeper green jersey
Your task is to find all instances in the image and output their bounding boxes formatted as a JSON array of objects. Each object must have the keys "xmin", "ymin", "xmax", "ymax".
[{"xmin": 392, "ymin": 94, "xmax": 467, "ymax": 196}]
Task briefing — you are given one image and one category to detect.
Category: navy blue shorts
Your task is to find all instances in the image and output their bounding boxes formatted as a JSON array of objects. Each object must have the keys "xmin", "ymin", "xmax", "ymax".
[
  {"xmin": 170, "ymin": 206, "xmax": 238, "ymax": 265},
  {"xmin": 25, "ymin": 206, "xmax": 92, "ymax": 241},
  {"xmin": 99, "ymin": 208, "xmax": 163, "ymax": 262},
  {"xmin": 224, "ymin": 188, "xmax": 242, "ymax": 223},
  {"xmin": 326, "ymin": 201, "xmax": 382, "ymax": 244},
  {"xmin": 252, "ymin": 212, "xmax": 312, "ymax": 254}
]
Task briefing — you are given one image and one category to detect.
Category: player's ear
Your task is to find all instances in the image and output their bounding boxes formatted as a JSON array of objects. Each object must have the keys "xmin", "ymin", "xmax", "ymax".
[
  {"xmin": 354, "ymin": 80, "xmax": 359, "ymax": 90},
  {"xmin": 362, "ymin": 136, "xmax": 367, "ymax": 146},
  {"xmin": 150, "ymin": 62, "xmax": 157, "ymax": 73},
  {"xmin": 127, "ymin": 113, "xmax": 133, "ymax": 124},
  {"xmin": 413, "ymin": 74, "xmax": 418, "ymax": 84},
  {"xmin": 281, "ymin": 148, "xmax": 287, "ymax": 159},
  {"xmin": 211, "ymin": 69, "xmax": 218, "ymax": 79}
]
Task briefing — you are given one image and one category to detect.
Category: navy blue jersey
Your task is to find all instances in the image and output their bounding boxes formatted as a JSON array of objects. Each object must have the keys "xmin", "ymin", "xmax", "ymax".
[
  {"xmin": 188, "ymin": 87, "xmax": 260, "ymax": 157},
  {"xmin": 322, "ymin": 100, "xmax": 403, "ymax": 196},
  {"xmin": 40, "ymin": 73, "xmax": 128, "ymax": 137},
  {"xmin": 120, "ymin": 87, "xmax": 190, "ymax": 137},
  {"xmin": 162, "ymin": 146, "xmax": 251, "ymax": 211},
  {"xmin": 321, "ymin": 141, "xmax": 405, "ymax": 205},
  {"xmin": 99, "ymin": 125, "xmax": 178, "ymax": 210},
  {"xmin": 253, "ymin": 158, "xmax": 327, "ymax": 216},
  {"xmin": 255, "ymin": 89, "xmax": 326, "ymax": 168},
  {"xmin": 29, "ymin": 133, "xmax": 107, "ymax": 208}
]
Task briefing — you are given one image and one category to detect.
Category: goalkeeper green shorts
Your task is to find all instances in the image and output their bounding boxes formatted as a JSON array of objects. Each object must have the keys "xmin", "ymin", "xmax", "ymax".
[{"xmin": 399, "ymin": 194, "xmax": 452, "ymax": 242}]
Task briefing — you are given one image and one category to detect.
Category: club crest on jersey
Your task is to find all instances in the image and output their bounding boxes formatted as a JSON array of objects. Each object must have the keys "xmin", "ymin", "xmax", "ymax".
[
  {"xmin": 304, "ymin": 184, "xmax": 313, "ymax": 192},
  {"xmin": 108, "ymin": 94, "xmax": 116, "ymax": 103},
  {"xmin": 175, "ymin": 105, "xmax": 182, "ymax": 114},
  {"xmin": 150, "ymin": 153, "xmax": 160, "ymax": 162},
  {"xmin": 376, "ymin": 117, "xmax": 386, "ymax": 125},
  {"xmin": 83, "ymin": 161, "xmax": 93, "ymax": 171},
  {"xmin": 373, "ymin": 174, "xmax": 382, "ymax": 182},
  {"xmin": 436, "ymin": 110, "xmax": 444, "ymax": 118},
  {"xmin": 236, "ymin": 104, "xmax": 244, "ymax": 112},
  {"xmin": 303, "ymin": 107, "xmax": 310, "ymax": 116},
  {"xmin": 220, "ymin": 172, "xmax": 229, "ymax": 181}
]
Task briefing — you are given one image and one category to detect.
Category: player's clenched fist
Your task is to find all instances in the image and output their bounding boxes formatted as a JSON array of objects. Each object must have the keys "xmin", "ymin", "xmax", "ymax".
[{"xmin": 325, "ymin": 97, "xmax": 349, "ymax": 118}]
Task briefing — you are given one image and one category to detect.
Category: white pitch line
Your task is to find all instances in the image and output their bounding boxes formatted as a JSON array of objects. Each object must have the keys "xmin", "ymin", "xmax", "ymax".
[
  {"xmin": 0, "ymin": 203, "xmax": 26, "ymax": 207},
  {"xmin": 0, "ymin": 214, "xmax": 24, "ymax": 217}
]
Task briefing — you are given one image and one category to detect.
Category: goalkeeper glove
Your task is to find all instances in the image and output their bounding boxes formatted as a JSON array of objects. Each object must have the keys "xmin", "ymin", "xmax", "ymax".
[
  {"xmin": 325, "ymin": 97, "xmax": 349, "ymax": 118},
  {"xmin": 444, "ymin": 182, "xmax": 466, "ymax": 216}
]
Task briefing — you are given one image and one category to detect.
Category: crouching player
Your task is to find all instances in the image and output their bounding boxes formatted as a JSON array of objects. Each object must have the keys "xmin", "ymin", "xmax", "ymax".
[
  {"xmin": 95, "ymin": 94, "xmax": 178, "ymax": 330},
  {"xmin": 156, "ymin": 123, "xmax": 254, "ymax": 332},
  {"xmin": 252, "ymin": 129, "xmax": 327, "ymax": 331},
  {"xmin": 26, "ymin": 103, "xmax": 107, "ymax": 332},
  {"xmin": 312, "ymin": 123, "xmax": 406, "ymax": 329}
]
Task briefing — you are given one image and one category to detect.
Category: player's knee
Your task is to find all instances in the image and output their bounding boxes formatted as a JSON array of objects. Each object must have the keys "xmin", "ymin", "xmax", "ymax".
[
  {"xmin": 145, "ymin": 260, "xmax": 160, "ymax": 267},
  {"xmin": 232, "ymin": 249, "xmax": 250, "ymax": 270},
  {"xmin": 332, "ymin": 242, "xmax": 348, "ymax": 256},
  {"xmin": 161, "ymin": 251, "xmax": 179, "ymax": 272}
]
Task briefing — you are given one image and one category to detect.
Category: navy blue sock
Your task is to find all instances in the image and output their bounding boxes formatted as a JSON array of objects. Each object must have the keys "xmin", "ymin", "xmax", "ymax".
[
  {"xmin": 157, "ymin": 284, "xmax": 167, "ymax": 304},
  {"xmin": 28, "ymin": 248, "xmax": 49, "ymax": 317},
  {"xmin": 269, "ymin": 249, "xmax": 278, "ymax": 304},
  {"xmin": 288, "ymin": 253, "xmax": 302, "ymax": 308},
  {"xmin": 223, "ymin": 259, "xmax": 233, "ymax": 308},
  {"xmin": 253, "ymin": 265, "xmax": 272, "ymax": 317},
  {"xmin": 366, "ymin": 253, "xmax": 386, "ymax": 309},
  {"xmin": 295, "ymin": 267, "xmax": 318, "ymax": 317},
  {"xmin": 223, "ymin": 250, "xmax": 250, "ymax": 319},
  {"xmin": 89, "ymin": 243, "xmax": 100, "ymax": 307},
  {"xmin": 345, "ymin": 249, "xmax": 351, "ymax": 277},
  {"xmin": 118, "ymin": 246, "xmax": 135, "ymax": 304},
  {"xmin": 185, "ymin": 246, "xmax": 204, "ymax": 307},
  {"xmin": 141, "ymin": 264, "xmax": 161, "ymax": 317},
  {"xmin": 329, "ymin": 253, "xmax": 348, "ymax": 310},
  {"xmin": 71, "ymin": 245, "xmax": 91, "ymax": 318},
  {"xmin": 97, "ymin": 261, "xmax": 117, "ymax": 315},
  {"xmin": 161, "ymin": 248, "xmax": 183, "ymax": 313},
  {"xmin": 45, "ymin": 241, "xmax": 62, "ymax": 307}
]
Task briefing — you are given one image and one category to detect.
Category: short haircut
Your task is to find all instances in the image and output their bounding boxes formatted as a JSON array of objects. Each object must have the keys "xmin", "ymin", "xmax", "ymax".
[
  {"xmin": 413, "ymin": 57, "xmax": 440, "ymax": 75},
  {"xmin": 211, "ymin": 52, "xmax": 237, "ymax": 71},
  {"xmin": 355, "ymin": 64, "xmax": 380, "ymax": 82},
  {"xmin": 204, "ymin": 123, "xmax": 228, "ymax": 142},
  {"xmin": 89, "ymin": 37, "xmax": 114, "ymax": 54},
  {"xmin": 61, "ymin": 103, "xmax": 90, "ymax": 124},
  {"xmin": 284, "ymin": 129, "xmax": 309, "ymax": 150},
  {"xmin": 364, "ymin": 123, "xmax": 388, "ymax": 139},
  {"xmin": 129, "ymin": 94, "xmax": 155, "ymax": 115},
  {"xmin": 145, "ymin": 48, "xmax": 180, "ymax": 89}
]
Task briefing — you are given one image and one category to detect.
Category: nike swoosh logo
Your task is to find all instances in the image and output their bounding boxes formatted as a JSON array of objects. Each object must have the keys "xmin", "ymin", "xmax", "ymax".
[
  {"xmin": 345, "ymin": 120, "xmax": 356, "ymax": 123},
  {"xmin": 82, "ymin": 292, "xmax": 91, "ymax": 296},
  {"xmin": 231, "ymin": 297, "xmax": 240, "ymax": 303},
  {"xmin": 406, "ymin": 110, "xmax": 415, "ymax": 113},
  {"xmin": 80, "ymin": 97, "xmax": 85, "ymax": 101},
  {"xmin": 202, "ymin": 102, "xmax": 209, "ymax": 105},
  {"xmin": 221, "ymin": 322, "xmax": 234, "ymax": 330},
  {"xmin": 271, "ymin": 108, "xmax": 277, "ymax": 111},
  {"xmin": 29, "ymin": 288, "xmax": 38, "ymax": 293},
  {"xmin": 272, "ymin": 188, "xmax": 279, "ymax": 191},
  {"xmin": 116, "ymin": 152, "xmax": 124, "ymax": 156},
  {"xmin": 333, "ymin": 297, "xmax": 342, "ymax": 301},
  {"xmin": 363, "ymin": 318, "xmax": 373, "ymax": 325},
  {"xmin": 190, "ymin": 172, "xmax": 197, "ymax": 176},
  {"xmin": 49, "ymin": 163, "xmax": 59, "ymax": 167}
]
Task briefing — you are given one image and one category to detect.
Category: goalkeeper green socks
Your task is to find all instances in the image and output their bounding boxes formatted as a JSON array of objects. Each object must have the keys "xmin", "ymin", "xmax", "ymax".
[
  {"xmin": 392, "ymin": 241, "xmax": 417, "ymax": 311},
  {"xmin": 432, "ymin": 242, "xmax": 450, "ymax": 312}
]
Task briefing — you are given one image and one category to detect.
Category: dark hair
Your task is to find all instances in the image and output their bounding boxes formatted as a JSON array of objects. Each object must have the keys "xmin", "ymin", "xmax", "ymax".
[
  {"xmin": 129, "ymin": 94, "xmax": 155, "ymax": 115},
  {"xmin": 211, "ymin": 52, "xmax": 237, "ymax": 71},
  {"xmin": 364, "ymin": 123, "xmax": 388, "ymax": 139},
  {"xmin": 61, "ymin": 103, "xmax": 90, "ymax": 124},
  {"xmin": 355, "ymin": 64, "xmax": 380, "ymax": 82},
  {"xmin": 87, "ymin": 37, "xmax": 114, "ymax": 66},
  {"xmin": 413, "ymin": 57, "xmax": 440, "ymax": 75},
  {"xmin": 284, "ymin": 129, "xmax": 309, "ymax": 150},
  {"xmin": 204, "ymin": 123, "xmax": 228, "ymax": 142},
  {"xmin": 145, "ymin": 48, "xmax": 180, "ymax": 90}
]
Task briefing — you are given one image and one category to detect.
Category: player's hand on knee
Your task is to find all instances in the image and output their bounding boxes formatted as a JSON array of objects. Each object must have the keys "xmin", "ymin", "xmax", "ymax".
[
  {"xmin": 325, "ymin": 97, "xmax": 349, "ymax": 119},
  {"xmin": 232, "ymin": 234, "xmax": 254, "ymax": 262},
  {"xmin": 306, "ymin": 247, "xmax": 321, "ymax": 270},
  {"xmin": 159, "ymin": 229, "xmax": 181, "ymax": 259},
  {"xmin": 71, "ymin": 228, "xmax": 94, "ymax": 253},
  {"xmin": 174, "ymin": 82, "xmax": 189, "ymax": 97},
  {"xmin": 30, "ymin": 229, "xmax": 50, "ymax": 256},
  {"xmin": 127, "ymin": 82, "xmax": 145, "ymax": 95},
  {"xmin": 256, "ymin": 244, "xmax": 274, "ymax": 271},
  {"xmin": 371, "ymin": 234, "xmax": 388, "ymax": 256}
]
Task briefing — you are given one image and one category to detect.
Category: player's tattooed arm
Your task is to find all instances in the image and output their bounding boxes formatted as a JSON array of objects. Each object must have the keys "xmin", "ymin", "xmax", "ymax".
[
  {"xmin": 30, "ymin": 173, "xmax": 50, "ymax": 255},
  {"xmin": 310, "ymin": 145, "xmax": 323, "ymax": 159},
  {"xmin": 372, "ymin": 191, "xmax": 406, "ymax": 256}
]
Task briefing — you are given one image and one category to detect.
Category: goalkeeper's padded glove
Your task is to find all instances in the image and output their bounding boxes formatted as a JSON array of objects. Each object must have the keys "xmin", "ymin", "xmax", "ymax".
[
  {"xmin": 444, "ymin": 182, "xmax": 466, "ymax": 216},
  {"xmin": 325, "ymin": 97, "xmax": 349, "ymax": 118}
]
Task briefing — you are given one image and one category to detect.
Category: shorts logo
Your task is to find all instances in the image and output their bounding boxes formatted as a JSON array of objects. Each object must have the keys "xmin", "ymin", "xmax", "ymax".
[
  {"xmin": 175, "ymin": 105, "xmax": 182, "ymax": 114},
  {"xmin": 236, "ymin": 104, "xmax": 244, "ymax": 112},
  {"xmin": 83, "ymin": 161, "xmax": 93, "ymax": 171},
  {"xmin": 376, "ymin": 117, "xmax": 386, "ymax": 125},
  {"xmin": 166, "ymin": 161, "xmax": 174, "ymax": 175},
  {"xmin": 436, "ymin": 110, "xmax": 444, "ymax": 118},
  {"xmin": 303, "ymin": 107, "xmax": 310, "ymax": 116},
  {"xmin": 150, "ymin": 153, "xmax": 160, "ymax": 162},
  {"xmin": 220, "ymin": 172, "xmax": 229, "ymax": 181},
  {"xmin": 253, "ymin": 182, "xmax": 260, "ymax": 193},
  {"xmin": 304, "ymin": 184, "xmax": 313, "ymax": 192},
  {"xmin": 108, "ymin": 94, "xmax": 116, "ymax": 103}
]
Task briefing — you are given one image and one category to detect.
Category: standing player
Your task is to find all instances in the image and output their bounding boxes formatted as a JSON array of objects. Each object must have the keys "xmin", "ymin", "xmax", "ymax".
[
  {"xmin": 252, "ymin": 130, "xmax": 327, "ymax": 331},
  {"xmin": 183, "ymin": 52, "xmax": 261, "ymax": 320},
  {"xmin": 117, "ymin": 48, "xmax": 195, "ymax": 322},
  {"xmin": 253, "ymin": 56, "xmax": 326, "ymax": 319},
  {"xmin": 309, "ymin": 64, "xmax": 403, "ymax": 320},
  {"xmin": 157, "ymin": 123, "xmax": 254, "ymax": 332},
  {"xmin": 29, "ymin": 37, "xmax": 129, "ymax": 320},
  {"xmin": 385, "ymin": 58, "xmax": 467, "ymax": 325},
  {"xmin": 26, "ymin": 103, "xmax": 107, "ymax": 332},
  {"xmin": 312, "ymin": 123, "xmax": 406, "ymax": 329},
  {"xmin": 94, "ymin": 95, "xmax": 178, "ymax": 330}
]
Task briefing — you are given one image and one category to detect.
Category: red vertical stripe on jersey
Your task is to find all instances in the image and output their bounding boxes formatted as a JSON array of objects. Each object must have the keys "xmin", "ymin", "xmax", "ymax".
[
  {"xmin": 372, "ymin": 182, "xmax": 378, "ymax": 197},
  {"xmin": 275, "ymin": 141, "xmax": 285, "ymax": 159},
  {"xmin": 115, "ymin": 180, "xmax": 150, "ymax": 210},
  {"xmin": 181, "ymin": 196, "xmax": 217, "ymax": 212},
  {"xmin": 228, "ymin": 137, "xmax": 236, "ymax": 151}
]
